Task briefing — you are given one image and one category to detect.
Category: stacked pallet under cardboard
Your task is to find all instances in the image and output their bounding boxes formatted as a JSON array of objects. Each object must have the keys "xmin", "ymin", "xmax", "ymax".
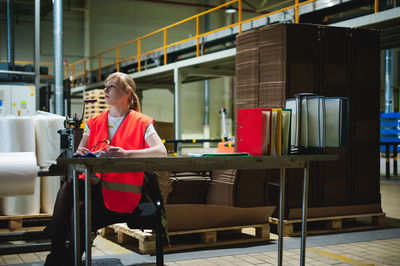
[
  {"xmin": 83, "ymin": 89, "xmax": 109, "ymax": 121},
  {"xmin": 235, "ymin": 23, "xmax": 381, "ymax": 218}
]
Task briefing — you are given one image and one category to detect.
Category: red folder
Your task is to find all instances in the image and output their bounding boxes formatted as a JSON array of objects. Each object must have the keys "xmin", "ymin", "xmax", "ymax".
[{"xmin": 237, "ymin": 108, "xmax": 272, "ymax": 156}]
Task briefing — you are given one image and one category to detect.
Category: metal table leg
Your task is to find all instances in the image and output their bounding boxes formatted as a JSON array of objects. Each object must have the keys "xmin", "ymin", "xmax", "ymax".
[
  {"xmin": 85, "ymin": 167, "xmax": 92, "ymax": 266},
  {"xmin": 300, "ymin": 162, "xmax": 309, "ymax": 266},
  {"xmin": 393, "ymin": 144, "xmax": 398, "ymax": 176},
  {"xmin": 72, "ymin": 166, "xmax": 80, "ymax": 266},
  {"xmin": 278, "ymin": 168, "xmax": 286, "ymax": 266},
  {"xmin": 386, "ymin": 144, "xmax": 390, "ymax": 179}
]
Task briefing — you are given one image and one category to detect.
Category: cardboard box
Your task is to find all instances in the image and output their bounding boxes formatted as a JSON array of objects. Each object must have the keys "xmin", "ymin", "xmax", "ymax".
[
  {"xmin": 165, "ymin": 204, "xmax": 275, "ymax": 231},
  {"xmin": 154, "ymin": 121, "xmax": 174, "ymax": 154}
]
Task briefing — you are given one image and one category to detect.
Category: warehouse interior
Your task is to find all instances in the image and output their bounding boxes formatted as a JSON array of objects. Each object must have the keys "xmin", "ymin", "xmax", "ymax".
[{"xmin": 0, "ymin": 0, "xmax": 400, "ymax": 265}]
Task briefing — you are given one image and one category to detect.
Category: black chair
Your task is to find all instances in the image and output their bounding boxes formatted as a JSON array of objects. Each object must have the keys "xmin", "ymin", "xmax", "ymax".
[
  {"xmin": 125, "ymin": 172, "xmax": 166, "ymax": 266},
  {"xmin": 125, "ymin": 200, "xmax": 164, "ymax": 266}
]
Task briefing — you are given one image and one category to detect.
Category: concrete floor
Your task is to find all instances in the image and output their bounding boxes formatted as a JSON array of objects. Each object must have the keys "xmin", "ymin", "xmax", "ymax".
[{"xmin": 1, "ymin": 166, "xmax": 400, "ymax": 266}]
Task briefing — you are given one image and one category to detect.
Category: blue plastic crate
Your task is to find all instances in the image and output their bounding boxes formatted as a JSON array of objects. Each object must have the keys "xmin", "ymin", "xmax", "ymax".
[{"xmin": 380, "ymin": 112, "xmax": 400, "ymax": 153}]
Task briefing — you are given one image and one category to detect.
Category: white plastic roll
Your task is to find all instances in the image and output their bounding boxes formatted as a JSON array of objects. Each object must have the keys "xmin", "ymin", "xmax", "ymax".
[
  {"xmin": 0, "ymin": 116, "xmax": 36, "ymax": 152},
  {"xmin": 0, "ymin": 176, "xmax": 41, "ymax": 215},
  {"xmin": 41, "ymin": 176, "xmax": 61, "ymax": 213},
  {"xmin": 34, "ymin": 112, "xmax": 65, "ymax": 167},
  {"xmin": 0, "ymin": 116, "xmax": 39, "ymax": 215},
  {"xmin": 0, "ymin": 152, "xmax": 38, "ymax": 197}
]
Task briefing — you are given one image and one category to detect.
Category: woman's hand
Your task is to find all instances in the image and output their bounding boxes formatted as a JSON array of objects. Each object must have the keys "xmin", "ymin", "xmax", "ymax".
[
  {"xmin": 75, "ymin": 146, "xmax": 90, "ymax": 156},
  {"xmin": 106, "ymin": 146, "xmax": 127, "ymax": 157},
  {"xmin": 74, "ymin": 135, "xmax": 89, "ymax": 156}
]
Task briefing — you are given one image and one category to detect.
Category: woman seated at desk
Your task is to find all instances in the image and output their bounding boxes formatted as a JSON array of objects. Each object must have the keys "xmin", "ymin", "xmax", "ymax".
[{"xmin": 45, "ymin": 72, "xmax": 167, "ymax": 265}]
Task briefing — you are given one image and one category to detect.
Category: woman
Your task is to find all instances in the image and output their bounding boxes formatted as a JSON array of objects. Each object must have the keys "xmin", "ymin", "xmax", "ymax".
[{"xmin": 45, "ymin": 72, "xmax": 167, "ymax": 265}]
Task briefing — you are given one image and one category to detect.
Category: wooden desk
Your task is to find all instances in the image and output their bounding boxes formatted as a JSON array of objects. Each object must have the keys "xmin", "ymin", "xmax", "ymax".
[{"xmin": 58, "ymin": 154, "xmax": 338, "ymax": 266}]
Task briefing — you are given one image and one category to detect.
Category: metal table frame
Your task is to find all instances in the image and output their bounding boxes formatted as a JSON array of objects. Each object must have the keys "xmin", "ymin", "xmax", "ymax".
[{"xmin": 58, "ymin": 154, "xmax": 337, "ymax": 266}]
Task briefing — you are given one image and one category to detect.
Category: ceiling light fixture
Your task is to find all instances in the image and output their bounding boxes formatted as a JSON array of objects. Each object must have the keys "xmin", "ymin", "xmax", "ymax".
[{"xmin": 225, "ymin": 5, "xmax": 237, "ymax": 14}]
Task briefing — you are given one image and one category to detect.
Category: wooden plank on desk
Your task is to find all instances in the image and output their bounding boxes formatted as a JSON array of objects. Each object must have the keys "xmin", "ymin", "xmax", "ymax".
[{"xmin": 58, "ymin": 155, "xmax": 338, "ymax": 173}]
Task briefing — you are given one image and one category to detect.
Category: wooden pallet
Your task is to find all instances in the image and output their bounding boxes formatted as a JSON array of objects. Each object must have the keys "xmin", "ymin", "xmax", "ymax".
[
  {"xmin": 102, "ymin": 223, "xmax": 270, "ymax": 254},
  {"xmin": 84, "ymin": 89, "xmax": 105, "ymax": 98},
  {"xmin": 0, "ymin": 214, "xmax": 52, "ymax": 233},
  {"xmin": 84, "ymin": 89, "xmax": 106, "ymax": 106},
  {"xmin": 84, "ymin": 109, "xmax": 108, "ymax": 121},
  {"xmin": 268, "ymin": 212, "xmax": 385, "ymax": 237},
  {"xmin": 86, "ymin": 103, "xmax": 108, "ymax": 109}
]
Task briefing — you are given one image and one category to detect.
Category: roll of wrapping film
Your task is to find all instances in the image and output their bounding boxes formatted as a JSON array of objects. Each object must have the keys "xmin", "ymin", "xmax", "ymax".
[
  {"xmin": 0, "ymin": 152, "xmax": 38, "ymax": 197},
  {"xmin": 34, "ymin": 112, "xmax": 65, "ymax": 167},
  {"xmin": 35, "ymin": 113, "xmax": 64, "ymax": 213},
  {"xmin": 0, "ymin": 116, "xmax": 40, "ymax": 215},
  {"xmin": 41, "ymin": 176, "xmax": 61, "ymax": 213},
  {"xmin": 0, "ymin": 176, "xmax": 41, "ymax": 215},
  {"xmin": 0, "ymin": 116, "xmax": 36, "ymax": 152}
]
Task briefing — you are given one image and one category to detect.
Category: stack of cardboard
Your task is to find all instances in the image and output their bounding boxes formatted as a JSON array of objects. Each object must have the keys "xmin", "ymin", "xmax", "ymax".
[
  {"xmin": 235, "ymin": 23, "xmax": 381, "ymax": 218},
  {"xmin": 165, "ymin": 172, "xmax": 210, "ymax": 204},
  {"xmin": 207, "ymin": 169, "xmax": 236, "ymax": 206},
  {"xmin": 207, "ymin": 170, "xmax": 268, "ymax": 207},
  {"xmin": 235, "ymin": 29, "xmax": 259, "ymax": 110}
]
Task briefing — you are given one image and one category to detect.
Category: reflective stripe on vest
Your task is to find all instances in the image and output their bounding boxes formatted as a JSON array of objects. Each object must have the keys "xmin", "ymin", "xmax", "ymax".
[{"xmin": 101, "ymin": 180, "xmax": 142, "ymax": 194}]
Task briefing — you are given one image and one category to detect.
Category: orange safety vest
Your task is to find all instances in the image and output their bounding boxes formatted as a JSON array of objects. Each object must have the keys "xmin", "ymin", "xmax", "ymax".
[{"xmin": 80, "ymin": 110, "xmax": 153, "ymax": 213}]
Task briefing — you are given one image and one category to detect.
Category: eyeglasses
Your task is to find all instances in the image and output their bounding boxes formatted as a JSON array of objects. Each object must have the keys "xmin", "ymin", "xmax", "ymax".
[{"xmin": 88, "ymin": 140, "xmax": 110, "ymax": 153}]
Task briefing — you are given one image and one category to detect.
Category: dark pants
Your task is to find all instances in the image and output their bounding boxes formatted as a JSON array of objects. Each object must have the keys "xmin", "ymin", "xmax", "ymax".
[{"xmin": 45, "ymin": 179, "xmax": 134, "ymax": 266}]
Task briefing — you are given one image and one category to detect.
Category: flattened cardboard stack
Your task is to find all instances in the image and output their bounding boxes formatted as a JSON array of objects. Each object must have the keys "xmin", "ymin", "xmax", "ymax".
[
  {"xmin": 258, "ymin": 24, "xmax": 288, "ymax": 108},
  {"xmin": 207, "ymin": 170, "xmax": 268, "ymax": 207},
  {"xmin": 235, "ymin": 23, "xmax": 381, "ymax": 218},
  {"xmin": 207, "ymin": 169, "xmax": 236, "ymax": 206},
  {"xmin": 235, "ymin": 29, "xmax": 259, "ymax": 110},
  {"xmin": 165, "ymin": 172, "xmax": 210, "ymax": 204}
]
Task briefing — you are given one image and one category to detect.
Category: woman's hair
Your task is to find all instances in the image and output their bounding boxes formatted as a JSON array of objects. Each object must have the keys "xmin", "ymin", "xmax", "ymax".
[{"xmin": 105, "ymin": 72, "xmax": 141, "ymax": 112}]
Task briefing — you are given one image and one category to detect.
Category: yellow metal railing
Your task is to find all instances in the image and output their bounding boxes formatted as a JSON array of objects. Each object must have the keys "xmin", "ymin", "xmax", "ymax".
[{"xmin": 67, "ymin": 0, "xmax": 383, "ymax": 87}]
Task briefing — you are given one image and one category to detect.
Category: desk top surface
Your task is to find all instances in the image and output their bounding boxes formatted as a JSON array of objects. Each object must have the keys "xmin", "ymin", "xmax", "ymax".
[{"xmin": 58, "ymin": 154, "xmax": 338, "ymax": 172}]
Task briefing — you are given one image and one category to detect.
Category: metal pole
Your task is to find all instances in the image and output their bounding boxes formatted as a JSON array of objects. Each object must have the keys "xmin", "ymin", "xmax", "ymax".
[
  {"xmin": 393, "ymin": 144, "xmax": 398, "ymax": 176},
  {"xmin": 155, "ymin": 200, "xmax": 164, "ymax": 266},
  {"xmin": 72, "ymin": 166, "xmax": 80, "ymax": 266},
  {"xmin": 54, "ymin": 0, "xmax": 64, "ymax": 115},
  {"xmin": 173, "ymin": 66, "xmax": 182, "ymax": 155},
  {"xmin": 385, "ymin": 49, "xmax": 393, "ymax": 113},
  {"xmin": 300, "ymin": 162, "xmax": 309, "ymax": 266},
  {"xmin": 84, "ymin": 167, "xmax": 92, "ymax": 266},
  {"xmin": 386, "ymin": 144, "xmax": 390, "ymax": 179},
  {"xmin": 203, "ymin": 80, "xmax": 210, "ymax": 148},
  {"xmin": 84, "ymin": 1, "xmax": 90, "ymax": 70},
  {"xmin": 34, "ymin": 0, "xmax": 41, "ymax": 107},
  {"xmin": 278, "ymin": 168, "xmax": 286, "ymax": 266},
  {"xmin": 203, "ymin": 2, "xmax": 210, "ymax": 148},
  {"xmin": 7, "ymin": 0, "xmax": 15, "ymax": 69}
]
